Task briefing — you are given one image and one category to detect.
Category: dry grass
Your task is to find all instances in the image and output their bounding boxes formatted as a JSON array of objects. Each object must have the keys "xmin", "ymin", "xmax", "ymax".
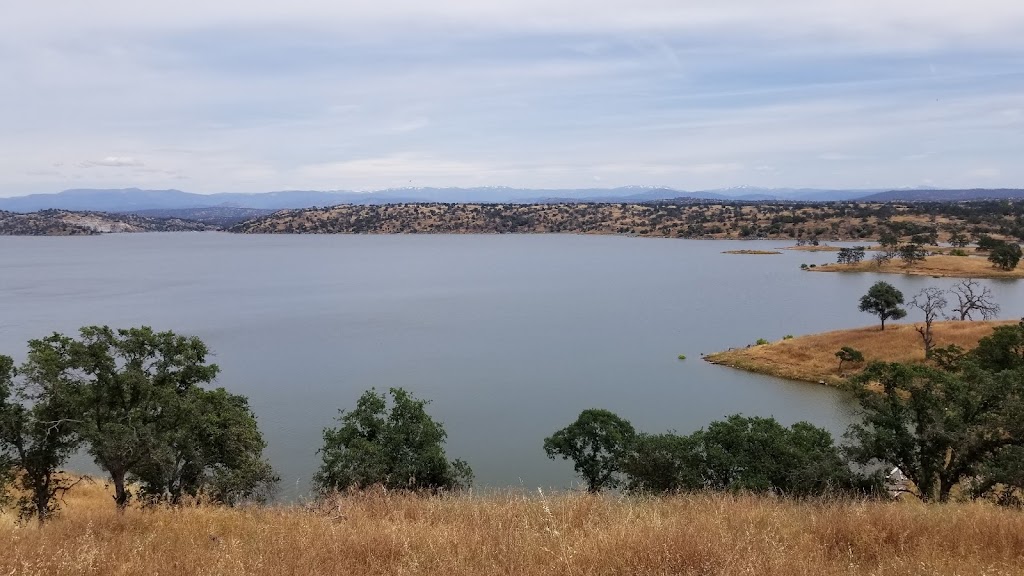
[
  {"xmin": 809, "ymin": 255, "xmax": 1024, "ymax": 279},
  {"xmin": 722, "ymin": 249, "xmax": 781, "ymax": 255},
  {"xmin": 4, "ymin": 479, "xmax": 1024, "ymax": 575},
  {"xmin": 705, "ymin": 320, "xmax": 1015, "ymax": 385}
]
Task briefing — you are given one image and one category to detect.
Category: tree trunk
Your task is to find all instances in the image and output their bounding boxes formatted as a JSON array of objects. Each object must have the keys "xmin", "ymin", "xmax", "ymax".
[
  {"xmin": 112, "ymin": 470, "xmax": 129, "ymax": 510},
  {"xmin": 35, "ymin": 492, "xmax": 49, "ymax": 525},
  {"xmin": 938, "ymin": 480, "xmax": 953, "ymax": 503}
]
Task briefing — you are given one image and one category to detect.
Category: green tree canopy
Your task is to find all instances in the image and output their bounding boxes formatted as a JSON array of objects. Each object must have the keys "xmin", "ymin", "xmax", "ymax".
[
  {"xmin": 898, "ymin": 243, "xmax": 927, "ymax": 267},
  {"xmin": 859, "ymin": 281, "xmax": 907, "ymax": 330},
  {"xmin": 132, "ymin": 387, "xmax": 279, "ymax": 505},
  {"xmin": 697, "ymin": 415, "xmax": 856, "ymax": 496},
  {"xmin": 844, "ymin": 362, "xmax": 1024, "ymax": 502},
  {"xmin": 621, "ymin": 432, "xmax": 703, "ymax": 493},
  {"xmin": 20, "ymin": 326, "xmax": 275, "ymax": 510},
  {"xmin": 0, "ymin": 352, "xmax": 80, "ymax": 522},
  {"xmin": 970, "ymin": 320, "xmax": 1024, "ymax": 372},
  {"xmin": 835, "ymin": 347, "xmax": 865, "ymax": 373},
  {"xmin": 988, "ymin": 243, "xmax": 1022, "ymax": 271},
  {"xmin": 621, "ymin": 415, "xmax": 862, "ymax": 497},
  {"xmin": 314, "ymin": 387, "xmax": 472, "ymax": 493},
  {"xmin": 544, "ymin": 409, "xmax": 636, "ymax": 493}
]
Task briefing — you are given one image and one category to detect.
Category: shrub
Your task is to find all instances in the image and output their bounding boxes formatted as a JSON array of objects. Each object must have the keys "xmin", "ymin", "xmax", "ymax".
[
  {"xmin": 756, "ymin": 338, "xmax": 770, "ymax": 346},
  {"xmin": 989, "ymin": 243, "xmax": 1022, "ymax": 271},
  {"xmin": 315, "ymin": 387, "xmax": 473, "ymax": 493},
  {"xmin": 677, "ymin": 354, "xmax": 686, "ymax": 361}
]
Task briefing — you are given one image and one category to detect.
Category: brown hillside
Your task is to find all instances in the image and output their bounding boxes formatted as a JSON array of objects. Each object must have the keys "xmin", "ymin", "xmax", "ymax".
[{"xmin": 705, "ymin": 321, "xmax": 1015, "ymax": 385}]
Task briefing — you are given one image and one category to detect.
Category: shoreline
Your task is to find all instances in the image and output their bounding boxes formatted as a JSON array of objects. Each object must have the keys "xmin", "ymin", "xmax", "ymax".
[
  {"xmin": 807, "ymin": 255, "xmax": 1024, "ymax": 279},
  {"xmin": 704, "ymin": 321, "xmax": 1014, "ymax": 386}
]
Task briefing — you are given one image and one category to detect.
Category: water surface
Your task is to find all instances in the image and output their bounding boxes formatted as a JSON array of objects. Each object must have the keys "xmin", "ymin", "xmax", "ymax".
[{"xmin": 2, "ymin": 233, "xmax": 1021, "ymax": 498}]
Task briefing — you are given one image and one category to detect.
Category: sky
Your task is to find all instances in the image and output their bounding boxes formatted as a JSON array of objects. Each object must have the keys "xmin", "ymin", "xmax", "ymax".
[{"xmin": 1, "ymin": 1, "xmax": 1023, "ymax": 196}]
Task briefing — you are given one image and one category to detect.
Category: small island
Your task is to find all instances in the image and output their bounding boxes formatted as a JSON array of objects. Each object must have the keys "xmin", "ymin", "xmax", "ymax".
[{"xmin": 705, "ymin": 320, "xmax": 1014, "ymax": 385}]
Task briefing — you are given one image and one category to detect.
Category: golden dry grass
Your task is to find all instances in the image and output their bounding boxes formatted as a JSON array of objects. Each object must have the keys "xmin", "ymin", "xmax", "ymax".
[
  {"xmin": 4, "ymin": 479, "xmax": 1024, "ymax": 575},
  {"xmin": 705, "ymin": 320, "xmax": 1015, "ymax": 385},
  {"xmin": 809, "ymin": 255, "xmax": 1024, "ymax": 279},
  {"xmin": 721, "ymin": 249, "xmax": 782, "ymax": 255}
]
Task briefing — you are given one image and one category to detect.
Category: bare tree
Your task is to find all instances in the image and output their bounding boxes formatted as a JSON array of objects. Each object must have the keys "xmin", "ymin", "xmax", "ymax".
[
  {"xmin": 949, "ymin": 279, "xmax": 1000, "ymax": 321},
  {"xmin": 910, "ymin": 287, "xmax": 948, "ymax": 356}
]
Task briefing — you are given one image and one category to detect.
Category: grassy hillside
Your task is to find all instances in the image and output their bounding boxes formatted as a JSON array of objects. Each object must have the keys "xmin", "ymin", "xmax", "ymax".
[
  {"xmin": 705, "ymin": 320, "xmax": 1014, "ymax": 385},
  {"xmin": 3, "ymin": 478, "xmax": 1024, "ymax": 575}
]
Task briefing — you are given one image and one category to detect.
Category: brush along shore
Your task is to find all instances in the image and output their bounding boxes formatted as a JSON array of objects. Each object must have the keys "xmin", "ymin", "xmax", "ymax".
[
  {"xmin": 3, "ymin": 477, "xmax": 1024, "ymax": 576},
  {"xmin": 704, "ymin": 321, "xmax": 1015, "ymax": 385},
  {"xmin": 807, "ymin": 255, "xmax": 1024, "ymax": 279}
]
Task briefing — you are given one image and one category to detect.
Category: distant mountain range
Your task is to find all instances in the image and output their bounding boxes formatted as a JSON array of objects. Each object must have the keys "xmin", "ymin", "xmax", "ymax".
[
  {"xmin": 0, "ymin": 186, "xmax": 1021, "ymax": 214},
  {"xmin": 857, "ymin": 188, "xmax": 1024, "ymax": 202}
]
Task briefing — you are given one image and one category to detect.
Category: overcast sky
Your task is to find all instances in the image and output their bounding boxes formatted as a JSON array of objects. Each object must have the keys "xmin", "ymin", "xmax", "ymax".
[{"xmin": 1, "ymin": 1, "xmax": 1022, "ymax": 196}]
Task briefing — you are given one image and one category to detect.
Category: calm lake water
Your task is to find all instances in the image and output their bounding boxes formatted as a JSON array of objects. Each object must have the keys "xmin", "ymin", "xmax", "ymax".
[{"xmin": 2, "ymin": 233, "xmax": 1022, "ymax": 499}]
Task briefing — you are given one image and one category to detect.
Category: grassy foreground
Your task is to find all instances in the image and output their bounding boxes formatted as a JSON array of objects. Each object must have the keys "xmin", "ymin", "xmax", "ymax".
[
  {"xmin": 807, "ymin": 254, "xmax": 1024, "ymax": 279},
  {"xmin": 4, "ymin": 479, "xmax": 1024, "ymax": 575},
  {"xmin": 705, "ymin": 320, "xmax": 1013, "ymax": 385}
]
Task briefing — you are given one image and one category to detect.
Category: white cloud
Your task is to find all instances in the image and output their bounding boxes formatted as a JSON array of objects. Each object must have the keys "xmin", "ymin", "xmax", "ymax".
[
  {"xmin": 6, "ymin": 1, "xmax": 1024, "ymax": 52},
  {"xmin": 1, "ymin": 1, "xmax": 1023, "ymax": 194},
  {"xmin": 78, "ymin": 156, "xmax": 145, "ymax": 168}
]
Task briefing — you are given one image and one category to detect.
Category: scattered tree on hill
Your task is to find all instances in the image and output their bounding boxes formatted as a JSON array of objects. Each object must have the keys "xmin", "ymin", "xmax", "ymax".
[
  {"xmin": 969, "ymin": 320, "xmax": 1024, "ymax": 372},
  {"xmin": 859, "ymin": 281, "xmax": 907, "ymax": 330},
  {"xmin": 878, "ymin": 230, "xmax": 900, "ymax": 256},
  {"xmin": 972, "ymin": 446, "xmax": 1024, "ymax": 506},
  {"xmin": 837, "ymin": 247, "xmax": 866, "ymax": 265},
  {"xmin": 23, "ymin": 326, "xmax": 276, "ymax": 511},
  {"xmin": 835, "ymin": 347, "xmax": 865, "ymax": 373},
  {"xmin": 976, "ymin": 234, "xmax": 1004, "ymax": 252},
  {"xmin": 67, "ymin": 327, "xmax": 222, "ymax": 509},
  {"xmin": 622, "ymin": 432, "xmax": 703, "ymax": 493},
  {"xmin": 910, "ymin": 287, "xmax": 948, "ymax": 357},
  {"xmin": 949, "ymin": 229, "xmax": 971, "ymax": 248},
  {"xmin": 132, "ymin": 387, "xmax": 279, "ymax": 505},
  {"xmin": 315, "ymin": 387, "xmax": 472, "ymax": 493},
  {"xmin": 898, "ymin": 243, "xmax": 927, "ymax": 267},
  {"xmin": 620, "ymin": 415, "xmax": 867, "ymax": 496},
  {"xmin": 698, "ymin": 415, "xmax": 859, "ymax": 496},
  {"xmin": 844, "ymin": 362, "xmax": 1024, "ymax": 502},
  {"xmin": 949, "ymin": 279, "xmax": 1000, "ymax": 321},
  {"xmin": 988, "ymin": 243, "xmax": 1022, "ymax": 271},
  {"xmin": 929, "ymin": 344, "xmax": 967, "ymax": 372},
  {"xmin": 544, "ymin": 409, "xmax": 636, "ymax": 493},
  {"xmin": 0, "ymin": 352, "xmax": 80, "ymax": 523}
]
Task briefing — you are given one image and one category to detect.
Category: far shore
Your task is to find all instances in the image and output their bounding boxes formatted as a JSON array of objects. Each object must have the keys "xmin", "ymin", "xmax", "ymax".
[
  {"xmin": 704, "ymin": 320, "xmax": 1014, "ymax": 386},
  {"xmin": 806, "ymin": 255, "xmax": 1023, "ymax": 279}
]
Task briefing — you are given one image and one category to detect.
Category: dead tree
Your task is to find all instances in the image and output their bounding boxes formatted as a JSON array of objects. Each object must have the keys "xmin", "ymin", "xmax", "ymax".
[
  {"xmin": 910, "ymin": 287, "xmax": 948, "ymax": 357},
  {"xmin": 949, "ymin": 279, "xmax": 1000, "ymax": 321}
]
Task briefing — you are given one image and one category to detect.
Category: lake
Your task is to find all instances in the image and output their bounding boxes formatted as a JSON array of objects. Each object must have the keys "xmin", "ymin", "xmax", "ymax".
[{"xmin": 2, "ymin": 233, "xmax": 1022, "ymax": 499}]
